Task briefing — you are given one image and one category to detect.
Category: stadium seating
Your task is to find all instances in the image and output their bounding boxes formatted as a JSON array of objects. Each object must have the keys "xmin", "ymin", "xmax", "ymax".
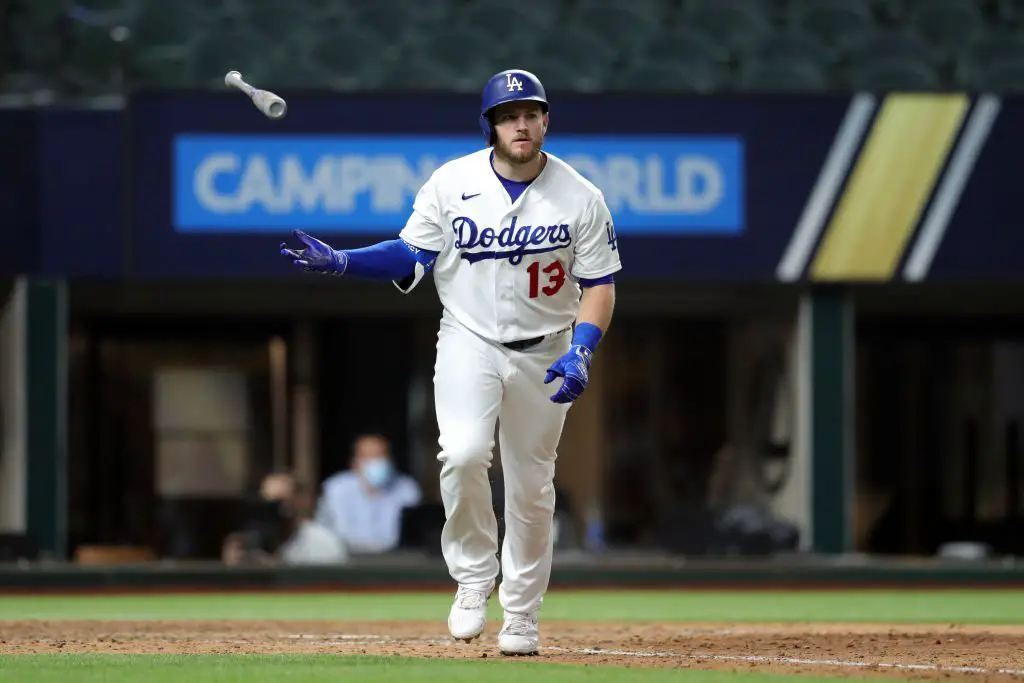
[
  {"xmin": 610, "ymin": 58, "xmax": 726, "ymax": 93},
  {"xmin": 639, "ymin": 25, "xmax": 731, "ymax": 70},
  {"xmin": 3, "ymin": 0, "xmax": 1024, "ymax": 95},
  {"xmin": 845, "ymin": 55, "xmax": 942, "ymax": 90},
  {"xmin": 907, "ymin": 0, "xmax": 987, "ymax": 62},
  {"xmin": 675, "ymin": 0, "xmax": 775, "ymax": 53},
  {"xmin": 785, "ymin": 0, "xmax": 879, "ymax": 56},
  {"xmin": 962, "ymin": 56, "xmax": 1024, "ymax": 91},
  {"xmin": 953, "ymin": 30, "xmax": 1024, "ymax": 88},
  {"xmin": 737, "ymin": 59, "xmax": 830, "ymax": 92}
]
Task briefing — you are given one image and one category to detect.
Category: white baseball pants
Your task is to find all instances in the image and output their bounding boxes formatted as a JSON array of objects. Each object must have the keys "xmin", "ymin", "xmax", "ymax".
[{"xmin": 433, "ymin": 311, "xmax": 571, "ymax": 615}]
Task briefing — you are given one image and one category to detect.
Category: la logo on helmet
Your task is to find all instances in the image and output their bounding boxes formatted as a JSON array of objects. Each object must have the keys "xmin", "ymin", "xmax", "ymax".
[{"xmin": 505, "ymin": 74, "xmax": 524, "ymax": 91}]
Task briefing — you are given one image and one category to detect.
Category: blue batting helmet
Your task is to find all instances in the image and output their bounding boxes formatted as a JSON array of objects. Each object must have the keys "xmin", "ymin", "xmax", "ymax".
[{"xmin": 478, "ymin": 69, "xmax": 548, "ymax": 142}]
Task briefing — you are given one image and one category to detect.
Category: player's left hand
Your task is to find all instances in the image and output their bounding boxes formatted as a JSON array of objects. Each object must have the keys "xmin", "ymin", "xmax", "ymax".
[
  {"xmin": 544, "ymin": 345, "xmax": 593, "ymax": 404},
  {"xmin": 280, "ymin": 229, "xmax": 347, "ymax": 274}
]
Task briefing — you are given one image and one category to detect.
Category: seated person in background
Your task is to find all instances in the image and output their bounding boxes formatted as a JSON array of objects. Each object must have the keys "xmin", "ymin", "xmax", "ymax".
[
  {"xmin": 278, "ymin": 477, "xmax": 349, "ymax": 565},
  {"xmin": 316, "ymin": 433, "xmax": 422, "ymax": 554},
  {"xmin": 222, "ymin": 471, "xmax": 347, "ymax": 566}
]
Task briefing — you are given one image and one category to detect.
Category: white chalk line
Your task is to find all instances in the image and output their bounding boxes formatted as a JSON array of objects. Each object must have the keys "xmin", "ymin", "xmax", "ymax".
[
  {"xmin": 550, "ymin": 647, "xmax": 1024, "ymax": 677},
  {"xmin": 284, "ymin": 634, "xmax": 1024, "ymax": 677}
]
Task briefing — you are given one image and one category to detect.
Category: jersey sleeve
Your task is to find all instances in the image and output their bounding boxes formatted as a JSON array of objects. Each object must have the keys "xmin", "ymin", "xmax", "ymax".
[
  {"xmin": 571, "ymin": 194, "xmax": 622, "ymax": 280},
  {"xmin": 398, "ymin": 170, "xmax": 446, "ymax": 252}
]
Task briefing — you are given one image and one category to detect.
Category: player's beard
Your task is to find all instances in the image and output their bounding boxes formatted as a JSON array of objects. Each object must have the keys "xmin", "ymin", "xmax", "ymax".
[{"xmin": 494, "ymin": 134, "xmax": 543, "ymax": 166}]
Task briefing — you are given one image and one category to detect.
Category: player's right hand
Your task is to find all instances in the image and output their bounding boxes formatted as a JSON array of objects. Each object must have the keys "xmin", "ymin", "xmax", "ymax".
[{"xmin": 280, "ymin": 229, "xmax": 348, "ymax": 274}]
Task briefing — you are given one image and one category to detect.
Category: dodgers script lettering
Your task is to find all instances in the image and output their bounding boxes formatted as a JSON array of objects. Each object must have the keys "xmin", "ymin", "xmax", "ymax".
[{"xmin": 452, "ymin": 215, "xmax": 571, "ymax": 265}]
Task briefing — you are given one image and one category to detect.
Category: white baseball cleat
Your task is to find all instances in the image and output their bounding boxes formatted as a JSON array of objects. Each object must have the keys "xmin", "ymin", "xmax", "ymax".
[
  {"xmin": 448, "ymin": 583, "xmax": 493, "ymax": 642},
  {"xmin": 498, "ymin": 610, "xmax": 539, "ymax": 655}
]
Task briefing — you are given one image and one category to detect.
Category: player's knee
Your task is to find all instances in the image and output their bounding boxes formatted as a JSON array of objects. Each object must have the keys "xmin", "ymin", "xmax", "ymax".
[
  {"xmin": 505, "ymin": 478, "xmax": 556, "ymax": 519},
  {"xmin": 439, "ymin": 438, "xmax": 492, "ymax": 471}
]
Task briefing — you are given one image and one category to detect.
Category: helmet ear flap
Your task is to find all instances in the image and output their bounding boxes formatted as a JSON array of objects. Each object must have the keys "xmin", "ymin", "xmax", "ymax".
[{"xmin": 480, "ymin": 110, "xmax": 496, "ymax": 144}]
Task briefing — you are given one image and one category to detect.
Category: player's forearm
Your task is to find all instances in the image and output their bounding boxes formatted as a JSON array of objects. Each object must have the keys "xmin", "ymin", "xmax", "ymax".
[
  {"xmin": 573, "ymin": 283, "xmax": 615, "ymax": 352},
  {"xmin": 337, "ymin": 239, "xmax": 436, "ymax": 280}
]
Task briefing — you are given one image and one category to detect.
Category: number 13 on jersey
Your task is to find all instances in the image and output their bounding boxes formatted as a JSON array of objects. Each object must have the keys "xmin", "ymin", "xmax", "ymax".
[{"xmin": 527, "ymin": 259, "xmax": 566, "ymax": 298}]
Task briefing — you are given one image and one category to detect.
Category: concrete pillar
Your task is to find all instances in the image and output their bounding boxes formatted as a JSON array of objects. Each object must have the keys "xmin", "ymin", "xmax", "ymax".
[
  {"xmin": 23, "ymin": 278, "xmax": 68, "ymax": 560},
  {"xmin": 804, "ymin": 286, "xmax": 855, "ymax": 554},
  {"xmin": 0, "ymin": 280, "xmax": 27, "ymax": 534},
  {"xmin": 290, "ymin": 319, "xmax": 318, "ymax": 488}
]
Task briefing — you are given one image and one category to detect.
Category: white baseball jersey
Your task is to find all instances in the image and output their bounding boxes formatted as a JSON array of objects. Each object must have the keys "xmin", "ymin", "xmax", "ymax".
[{"xmin": 395, "ymin": 148, "xmax": 621, "ymax": 343}]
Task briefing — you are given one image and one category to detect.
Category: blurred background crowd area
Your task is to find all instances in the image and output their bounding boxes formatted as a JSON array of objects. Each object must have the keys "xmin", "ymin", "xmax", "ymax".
[
  {"xmin": 4, "ymin": 0, "xmax": 1024, "ymax": 570},
  {"xmin": 3, "ymin": 0, "xmax": 1024, "ymax": 99}
]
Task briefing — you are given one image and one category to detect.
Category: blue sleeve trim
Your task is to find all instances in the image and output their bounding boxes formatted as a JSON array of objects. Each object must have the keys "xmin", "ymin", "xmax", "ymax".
[
  {"xmin": 578, "ymin": 274, "xmax": 615, "ymax": 287},
  {"xmin": 339, "ymin": 239, "xmax": 437, "ymax": 280},
  {"xmin": 401, "ymin": 240, "xmax": 440, "ymax": 269}
]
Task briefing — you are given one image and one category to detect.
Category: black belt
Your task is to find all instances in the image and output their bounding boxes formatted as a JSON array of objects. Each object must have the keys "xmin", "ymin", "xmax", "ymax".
[
  {"xmin": 501, "ymin": 327, "xmax": 569, "ymax": 352},
  {"xmin": 502, "ymin": 335, "xmax": 546, "ymax": 351}
]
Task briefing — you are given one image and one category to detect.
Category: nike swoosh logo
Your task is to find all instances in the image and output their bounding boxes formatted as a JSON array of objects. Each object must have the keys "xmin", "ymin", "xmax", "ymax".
[{"xmin": 462, "ymin": 192, "xmax": 480, "ymax": 200}]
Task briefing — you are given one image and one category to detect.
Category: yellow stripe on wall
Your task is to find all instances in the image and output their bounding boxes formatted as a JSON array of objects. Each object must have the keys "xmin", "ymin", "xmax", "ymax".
[{"xmin": 810, "ymin": 94, "xmax": 969, "ymax": 281}]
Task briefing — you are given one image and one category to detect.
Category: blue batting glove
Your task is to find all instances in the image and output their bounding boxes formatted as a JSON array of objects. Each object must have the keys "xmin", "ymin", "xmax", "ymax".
[
  {"xmin": 544, "ymin": 345, "xmax": 593, "ymax": 404},
  {"xmin": 280, "ymin": 229, "xmax": 348, "ymax": 274}
]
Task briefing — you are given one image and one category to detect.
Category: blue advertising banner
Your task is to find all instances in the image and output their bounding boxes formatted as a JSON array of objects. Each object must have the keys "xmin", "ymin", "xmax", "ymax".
[
  {"xmin": 172, "ymin": 133, "xmax": 744, "ymax": 235},
  {"xmin": 0, "ymin": 109, "xmax": 39, "ymax": 275},
  {"xmin": 127, "ymin": 91, "xmax": 831, "ymax": 278},
  {"xmin": 0, "ymin": 109, "xmax": 122, "ymax": 278},
  {"xmin": 6, "ymin": 91, "xmax": 1024, "ymax": 281}
]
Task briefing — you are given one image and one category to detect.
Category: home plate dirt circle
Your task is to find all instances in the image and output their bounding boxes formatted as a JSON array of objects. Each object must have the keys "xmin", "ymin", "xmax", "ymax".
[{"xmin": 1, "ymin": 620, "xmax": 1023, "ymax": 680}]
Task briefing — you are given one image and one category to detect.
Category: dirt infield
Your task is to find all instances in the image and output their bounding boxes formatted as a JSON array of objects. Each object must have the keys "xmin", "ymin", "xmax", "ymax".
[{"xmin": 1, "ymin": 620, "xmax": 1023, "ymax": 681}]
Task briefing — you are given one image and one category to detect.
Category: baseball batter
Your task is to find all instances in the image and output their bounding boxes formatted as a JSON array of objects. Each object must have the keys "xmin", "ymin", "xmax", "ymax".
[{"xmin": 280, "ymin": 69, "xmax": 621, "ymax": 655}]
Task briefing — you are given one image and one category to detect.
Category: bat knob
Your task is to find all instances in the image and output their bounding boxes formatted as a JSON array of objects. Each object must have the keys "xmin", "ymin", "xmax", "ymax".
[
  {"xmin": 224, "ymin": 70, "xmax": 242, "ymax": 86},
  {"xmin": 267, "ymin": 101, "xmax": 286, "ymax": 118}
]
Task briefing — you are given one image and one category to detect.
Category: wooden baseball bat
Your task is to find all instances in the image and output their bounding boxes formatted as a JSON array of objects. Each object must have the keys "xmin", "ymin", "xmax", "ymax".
[{"xmin": 224, "ymin": 70, "xmax": 287, "ymax": 120}]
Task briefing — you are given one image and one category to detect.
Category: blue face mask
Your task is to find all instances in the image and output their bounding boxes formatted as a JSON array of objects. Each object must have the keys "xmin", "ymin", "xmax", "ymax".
[{"xmin": 362, "ymin": 458, "xmax": 394, "ymax": 489}]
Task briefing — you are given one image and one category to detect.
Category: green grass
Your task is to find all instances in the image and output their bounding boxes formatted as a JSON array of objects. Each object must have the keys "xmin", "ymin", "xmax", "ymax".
[
  {"xmin": 0, "ymin": 654, "xmax": 851, "ymax": 683},
  {"xmin": 0, "ymin": 589, "xmax": 1021, "ymax": 624},
  {"xmin": 1, "ymin": 590, "xmax": 1022, "ymax": 682}
]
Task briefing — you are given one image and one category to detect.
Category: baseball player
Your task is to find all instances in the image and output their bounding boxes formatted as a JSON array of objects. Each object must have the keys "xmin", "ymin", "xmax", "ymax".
[{"xmin": 280, "ymin": 69, "xmax": 621, "ymax": 655}]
